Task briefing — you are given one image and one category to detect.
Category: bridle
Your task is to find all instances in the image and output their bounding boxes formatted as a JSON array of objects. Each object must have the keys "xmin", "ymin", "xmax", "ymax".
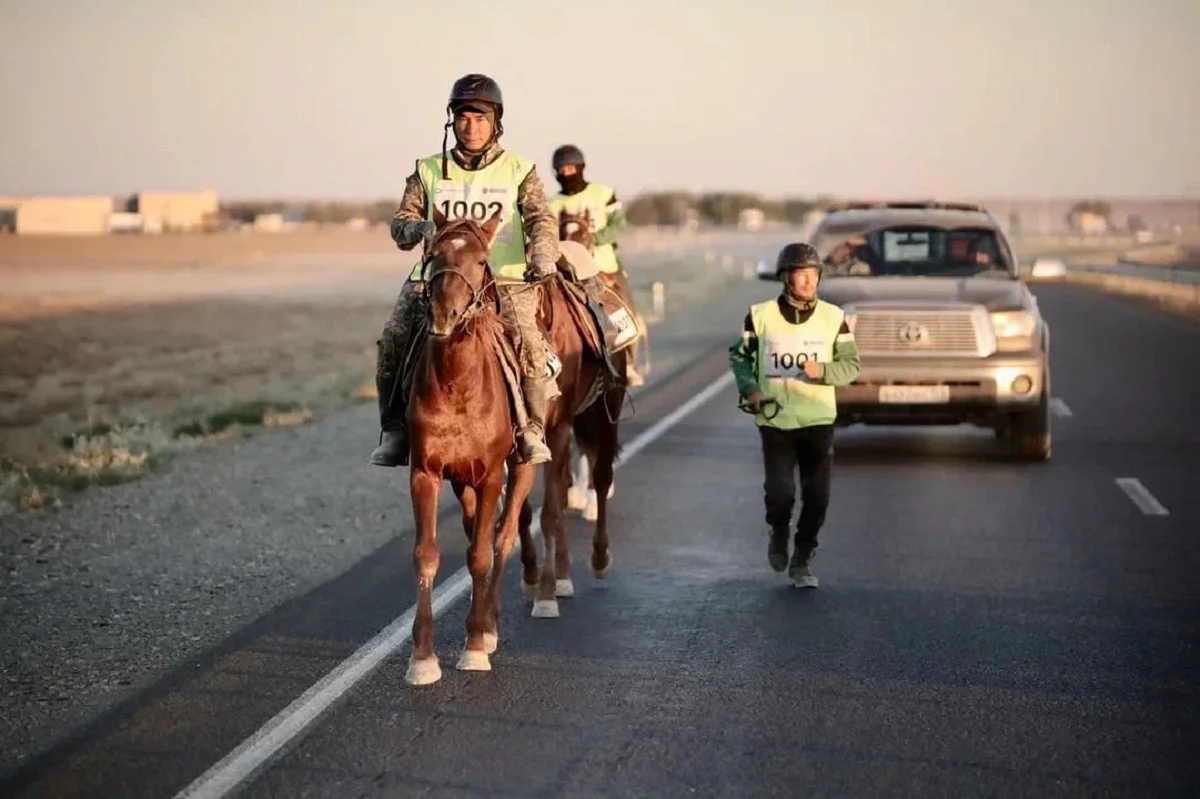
[{"xmin": 420, "ymin": 220, "xmax": 498, "ymax": 335}]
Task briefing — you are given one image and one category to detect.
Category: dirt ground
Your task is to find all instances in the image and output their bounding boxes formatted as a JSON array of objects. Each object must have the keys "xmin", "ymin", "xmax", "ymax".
[{"xmin": 0, "ymin": 229, "xmax": 424, "ymax": 512}]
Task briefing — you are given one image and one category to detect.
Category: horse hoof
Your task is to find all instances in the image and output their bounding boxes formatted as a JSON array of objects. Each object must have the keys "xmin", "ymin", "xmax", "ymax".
[
  {"xmin": 405, "ymin": 656, "xmax": 442, "ymax": 686},
  {"xmin": 520, "ymin": 579, "xmax": 538, "ymax": 599},
  {"xmin": 456, "ymin": 649, "xmax": 492, "ymax": 672},
  {"xmin": 531, "ymin": 599, "xmax": 560, "ymax": 618},
  {"xmin": 591, "ymin": 552, "xmax": 614, "ymax": 579},
  {"xmin": 482, "ymin": 631, "xmax": 499, "ymax": 655},
  {"xmin": 555, "ymin": 578, "xmax": 575, "ymax": 598},
  {"xmin": 566, "ymin": 485, "xmax": 587, "ymax": 511}
]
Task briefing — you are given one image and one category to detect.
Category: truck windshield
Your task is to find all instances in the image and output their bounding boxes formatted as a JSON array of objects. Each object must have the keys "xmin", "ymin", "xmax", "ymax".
[{"xmin": 822, "ymin": 226, "xmax": 1012, "ymax": 278}]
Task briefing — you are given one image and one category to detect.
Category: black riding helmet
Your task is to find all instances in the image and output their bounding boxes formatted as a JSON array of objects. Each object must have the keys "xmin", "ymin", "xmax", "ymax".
[
  {"xmin": 775, "ymin": 242, "xmax": 823, "ymax": 279},
  {"xmin": 552, "ymin": 144, "xmax": 585, "ymax": 171},
  {"xmin": 442, "ymin": 73, "xmax": 504, "ymax": 177},
  {"xmin": 448, "ymin": 73, "xmax": 504, "ymax": 120}
]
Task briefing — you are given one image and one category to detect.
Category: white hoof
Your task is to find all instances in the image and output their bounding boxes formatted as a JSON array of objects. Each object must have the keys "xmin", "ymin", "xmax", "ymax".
[
  {"xmin": 405, "ymin": 656, "xmax": 442, "ymax": 686},
  {"xmin": 791, "ymin": 575, "xmax": 819, "ymax": 589},
  {"xmin": 566, "ymin": 485, "xmax": 587, "ymax": 511},
  {"xmin": 482, "ymin": 631, "xmax": 499, "ymax": 655},
  {"xmin": 583, "ymin": 489, "xmax": 599, "ymax": 522},
  {"xmin": 531, "ymin": 599, "xmax": 560, "ymax": 618},
  {"xmin": 555, "ymin": 578, "xmax": 575, "ymax": 598},
  {"xmin": 520, "ymin": 579, "xmax": 538, "ymax": 599},
  {"xmin": 456, "ymin": 649, "xmax": 492, "ymax": 672}
]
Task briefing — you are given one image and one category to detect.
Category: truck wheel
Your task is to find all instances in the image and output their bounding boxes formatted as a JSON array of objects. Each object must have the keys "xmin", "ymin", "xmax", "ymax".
[{"xmin": 1008, "ymin": 377, "xmax": 1051, "ymax": 462}]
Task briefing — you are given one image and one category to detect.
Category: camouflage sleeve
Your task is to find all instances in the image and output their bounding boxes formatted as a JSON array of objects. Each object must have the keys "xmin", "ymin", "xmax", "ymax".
[
  {"xmin": 517, "ymin": 167, "xmax": 559, "ymax": 268},
  {"xmin": 389, "ymin": 164, "xmax": 429, "ymax": 250},
  {"xmin": 593, "ymin": 188, "xmax": 627, "ymax": 247},
  {"xmin": 728, "ymin": 311, "xmax": 760, "ymax": 398}
]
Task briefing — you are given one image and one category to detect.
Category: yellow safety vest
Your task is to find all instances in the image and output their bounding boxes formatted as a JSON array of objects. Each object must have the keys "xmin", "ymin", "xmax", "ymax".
[
  {"xmin": 750, "ymin": 298, "xmax": 844, "ymax": 429},
  {"xmin": 548, "ymin": 182, "xmax": 620, "ymax": 274},
  {"xmin": 410, "ymin": 150, "xmax": 533, "ymax": 283}
]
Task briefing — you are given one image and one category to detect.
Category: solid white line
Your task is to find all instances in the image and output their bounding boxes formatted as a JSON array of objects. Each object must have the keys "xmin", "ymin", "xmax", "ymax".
[
  {"xmin": 1050, "ymin": 398, "xmax": 1073, "ymax": 418},
  {"xmin": 1115, "ymin": 477, "xmax": 1170, "ymax": 516},
  {"xmin": 174, "ymin": 370, "xmax": 736, "ymax": 799}
]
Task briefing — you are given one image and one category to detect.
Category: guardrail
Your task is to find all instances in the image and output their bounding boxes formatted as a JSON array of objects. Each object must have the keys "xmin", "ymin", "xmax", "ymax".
[{"xmin": 1064, "ymin": 259, "xmax": 1200, "ymax": 286}]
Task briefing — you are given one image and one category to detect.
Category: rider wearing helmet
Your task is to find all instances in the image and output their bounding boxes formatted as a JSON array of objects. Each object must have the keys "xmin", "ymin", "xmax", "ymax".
[
  {"xmin": 370, "ymin": 73, "xmax": 559, "ymax": 468},
  {"xmin": 547, "ymin": 144, "xmax": 644, "ymax": 386},
  {"xmin": 727, "ymin": 242, "xmax": 861, "ymax": 589}
]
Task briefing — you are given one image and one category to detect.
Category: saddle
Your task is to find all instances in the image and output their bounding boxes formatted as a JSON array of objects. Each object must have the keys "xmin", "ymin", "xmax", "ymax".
[{"xmin": 553, "ymin": 241, "xmax": 640, "ymax": 362}]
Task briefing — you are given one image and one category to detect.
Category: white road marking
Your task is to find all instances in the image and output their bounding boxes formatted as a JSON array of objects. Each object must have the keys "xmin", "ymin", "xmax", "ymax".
[
  {"xmin": 174, "ymin": 371, "xmax": 736, "ymax": 799},
  {"xmin": 1115, "ymin": 478, "xmax": 1169, "ymax": 516},
  {"xmin": 1050, "ymin": 398, "xmax": 1072, "ymax": 418}
]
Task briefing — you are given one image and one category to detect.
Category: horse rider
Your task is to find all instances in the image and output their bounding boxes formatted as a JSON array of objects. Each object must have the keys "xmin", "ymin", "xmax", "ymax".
[
  {"xmin": 370, "ymin": 73, "xmax": 559, "ymax": 468},
  {"xmin": 547, "ymin": 144, "xmax": 645, "ymax": 386},
  {"xmin": 728, "ymin": 243, "xmax": 861, "ymax": 588}
]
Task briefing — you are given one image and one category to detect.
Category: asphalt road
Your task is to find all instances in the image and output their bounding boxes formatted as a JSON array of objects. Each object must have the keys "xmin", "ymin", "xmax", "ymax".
[{"xmin": 3, "ymin": 277, "xmax": 1199, "ymax": 798}]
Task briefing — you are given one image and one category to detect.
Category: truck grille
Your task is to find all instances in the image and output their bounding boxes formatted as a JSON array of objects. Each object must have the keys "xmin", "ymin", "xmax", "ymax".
[{"xmin": 853, "ymin": 311, "xmax": 983, "ymax": 355}]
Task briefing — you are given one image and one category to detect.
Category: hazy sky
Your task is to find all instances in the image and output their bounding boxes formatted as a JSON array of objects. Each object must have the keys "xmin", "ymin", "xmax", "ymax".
[{"xmin": 2, "ymin": 0, "xmax": 1198, "ymax": 201}]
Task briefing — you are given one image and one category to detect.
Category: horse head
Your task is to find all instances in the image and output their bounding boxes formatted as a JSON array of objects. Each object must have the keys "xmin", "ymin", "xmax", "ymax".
[
  {"xmin": 558, "ymin": 208, "xmax": 594, "ymax": 251},
  {"xmin": 424, "ymin": 206, "xmax": 502, "ymax": 338}
]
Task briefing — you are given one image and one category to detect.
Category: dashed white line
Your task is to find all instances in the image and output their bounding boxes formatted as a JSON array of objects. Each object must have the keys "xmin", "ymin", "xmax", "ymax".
[
  {"xmin": 1050, "ymin": 398, "xmax": 1072, "ymax": 418},
  {"xmin": 173, "ymin": 371, "xmax": 737, "ymax": 799},
  {"xmin": 1115, "ymin": 478, "xmax": 1169, "ymax": 516}
]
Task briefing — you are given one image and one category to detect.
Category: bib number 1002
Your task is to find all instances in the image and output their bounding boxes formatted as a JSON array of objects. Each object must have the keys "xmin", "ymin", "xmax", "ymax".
[
  {"xmin": 439, "ymin": 199, "xmax": 504, "ymax": 221},
  {"xmin": 770, "ymin": 351, "xmax": 817, "ymax": 370}
]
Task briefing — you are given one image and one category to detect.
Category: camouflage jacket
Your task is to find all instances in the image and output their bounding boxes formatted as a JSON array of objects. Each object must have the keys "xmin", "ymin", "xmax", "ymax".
[{"xmin": 389, "ymin": 142, "xmax": 558, "ymax": 267}]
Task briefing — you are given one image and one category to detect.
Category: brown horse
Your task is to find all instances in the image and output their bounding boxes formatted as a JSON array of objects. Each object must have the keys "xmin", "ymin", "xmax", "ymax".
[
  {"xmin": 515, "ymin": 230, "xmax": 627, "ymax": 619},
  {"xmin": 558, "ymin": 209, "xmax": 639, "ymax": 522},
  {"xmin": 404, "ymin": 207, "xmax": 537, "ymax": 686}
]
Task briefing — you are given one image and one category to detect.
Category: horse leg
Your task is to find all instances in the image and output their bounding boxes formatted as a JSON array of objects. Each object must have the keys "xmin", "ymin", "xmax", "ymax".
[
  {"xmin": 453, "ymin": 482, "xmax": 477, "ymax": 542},
  {"xmin": 566, "ymin": 435, "xmax": 589, "ymax": 512},
  {"xmin": 552, "ymin": 422, "xmax": 577, "ymax": 599},
  {"xmin": 533, "ymin": 423, "xmax": 573, "ymax": 617},
  {"xmin": 486, "ymin": 461, "xmax": 537, "ymax": 654},
  {"xmin": 456, "ymin": 469, "xmax": 503, "ymax": 673},
  {"xmin": 517, "ymin": 491, "xmax": 539, "ymax": 599},
  {"xmin": 591, "ymin": 408, "xmax": 619, "ymax": 579},
  {"xmin": 406, "ymin": 466, "xmax": 443, "ymax": 686}
]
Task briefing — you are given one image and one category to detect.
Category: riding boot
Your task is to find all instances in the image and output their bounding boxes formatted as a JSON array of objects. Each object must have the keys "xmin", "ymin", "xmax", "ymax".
[
  {"xmin": 369, "ymin": 373, "xmax": 409, "ymax": 467},
  {"xmin": 517, "ymin": 377, "xmax": 553, "ymax": 465}
]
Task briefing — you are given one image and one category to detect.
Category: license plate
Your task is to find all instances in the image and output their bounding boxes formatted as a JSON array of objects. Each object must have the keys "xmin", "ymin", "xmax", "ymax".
[{"xmin": 878, "ymin": 385, "xmax": 951, "ymax": 403}]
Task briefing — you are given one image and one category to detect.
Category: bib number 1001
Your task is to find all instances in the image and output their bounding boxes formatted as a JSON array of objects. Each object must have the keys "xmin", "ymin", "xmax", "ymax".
[
  {"xmin": 439, "ymin": 199, "xmax": 503, "ymax": 221},
  {"xmin": 770, "ymin": 351, "xmax": 817, "ymax": 370}
]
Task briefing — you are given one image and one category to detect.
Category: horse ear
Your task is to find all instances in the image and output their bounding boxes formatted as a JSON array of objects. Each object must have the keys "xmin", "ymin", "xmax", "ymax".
[
  {"xmin": 432, "ymin": 205, "xmax": 448, "ymax": 229},
  {"xmin": 480, "ymin": 207, "xmax": 503, "ymax": 244}
]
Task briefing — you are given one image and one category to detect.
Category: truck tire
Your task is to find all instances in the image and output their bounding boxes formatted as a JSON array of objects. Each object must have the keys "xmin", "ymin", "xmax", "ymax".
[{"xmin": 1008, "ymin": 370, "xmax": 1052, "ymax": 462}]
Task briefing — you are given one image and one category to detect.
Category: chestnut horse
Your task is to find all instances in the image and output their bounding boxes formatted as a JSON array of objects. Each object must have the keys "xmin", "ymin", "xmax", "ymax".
[
  {"xmin": 515, "ymin": 234, "xmax": 627, "ymax": 619},
  {"xmin": 558, "ymin": 208, "xmax": 642, "ymax": 521},
  {"xmin": 404, "ymin": 207, "xmax": 537, "ymax": 686}
]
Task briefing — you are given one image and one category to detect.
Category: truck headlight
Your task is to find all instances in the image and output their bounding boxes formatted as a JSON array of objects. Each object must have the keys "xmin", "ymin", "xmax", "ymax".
[
  {"xmin": 990, "ymin": 310, "xmax": 1037, "ymax": 352},
  {"xmin": 990, "ymin": 310, "xmax": 1036, "ymax": 338}
]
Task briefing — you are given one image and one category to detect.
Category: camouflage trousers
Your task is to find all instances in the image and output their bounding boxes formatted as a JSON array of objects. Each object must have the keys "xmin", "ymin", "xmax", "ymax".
[{"xmin": 375, "ymin": 280, "xmax": 548, "ymax": 384}]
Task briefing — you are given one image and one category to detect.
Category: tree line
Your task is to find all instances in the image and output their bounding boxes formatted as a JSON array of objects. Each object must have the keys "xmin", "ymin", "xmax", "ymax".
[{"xmin": 219, "ymin": 193, "xmax": 836, "ymax": 228}]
